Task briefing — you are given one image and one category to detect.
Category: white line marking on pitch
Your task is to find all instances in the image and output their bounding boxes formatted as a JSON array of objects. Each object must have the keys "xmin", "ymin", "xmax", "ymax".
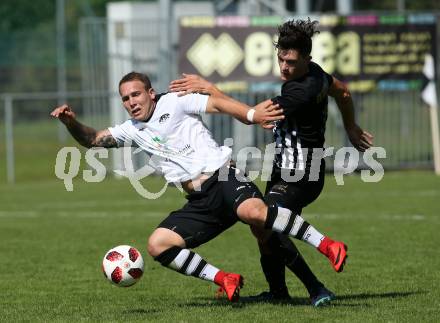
[
  {"xmin": 0, "ymin": 211, "xmax": 166, "ymax": 218},
  {"xmin": 0, "ymin": 210, "xmax": 431, "ymax": 221},
  {"xmin": 305, "ymin": 213, "xmax": 427, "ymax": 221}
]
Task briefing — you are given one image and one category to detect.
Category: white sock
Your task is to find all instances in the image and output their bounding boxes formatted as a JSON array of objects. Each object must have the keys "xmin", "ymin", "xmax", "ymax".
[
  {"xmin": 167, "ymin": 248, "xmax": 220, "ymax": 282},
  {"xmin": 302, "ymin": 226, "xmax": 324, "ymax": 248},
  {"xmin": 268, "ymin": 206, "xmax": 325, "ymax": 248},
  {"xmin": 199, "ymin": 264, "xmax": 219, "ymax": 282}
]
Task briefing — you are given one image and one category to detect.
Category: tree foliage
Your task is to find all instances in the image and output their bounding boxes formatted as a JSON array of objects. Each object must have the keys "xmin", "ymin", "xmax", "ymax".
[{"xmin": 0, "ymin": 0, "xmax": 55, "ymax": 33}]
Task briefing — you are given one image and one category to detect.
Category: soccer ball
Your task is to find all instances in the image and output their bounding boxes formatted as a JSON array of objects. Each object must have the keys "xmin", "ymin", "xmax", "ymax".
[{"xmin": 102, "ymin": 245, "xmax": 144, "ymax": 287}]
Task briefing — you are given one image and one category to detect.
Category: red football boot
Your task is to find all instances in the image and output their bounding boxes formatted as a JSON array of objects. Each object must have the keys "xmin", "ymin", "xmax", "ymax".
[
  {"xmin": 318, "ymin": 237, "xmax": 348, "ymax": 273},
  {"xmin": 214, "ymin": 272, "xmax": 244, "ymax": 302}
]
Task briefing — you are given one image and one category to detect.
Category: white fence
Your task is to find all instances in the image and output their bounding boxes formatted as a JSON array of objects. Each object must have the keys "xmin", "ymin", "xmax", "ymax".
[{"xmin": 0, "ymin": 91, "xmax": 116, "ymax": 183}]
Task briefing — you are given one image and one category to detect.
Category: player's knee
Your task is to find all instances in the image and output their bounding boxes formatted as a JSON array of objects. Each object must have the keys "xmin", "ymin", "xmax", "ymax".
[
  {"xmin": 147, "ymin": 228, "xmax": 186, "ymax": 258},
  {"xmin": 147, "ymin": 236, "xmax": 161, "ymax": 258},
  {"xmin": 147, "ymin": 232, "xmax": 169, "ymax": 257},
  {"xmin": 237, "ymin": 198, "xmax": 267, "ymax": 226}
]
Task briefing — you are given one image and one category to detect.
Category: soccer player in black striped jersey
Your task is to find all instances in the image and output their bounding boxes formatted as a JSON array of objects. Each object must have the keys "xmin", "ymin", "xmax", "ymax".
[{"xmin": 169, "ymin": 18, "xmax": 373, "ymax": 306}]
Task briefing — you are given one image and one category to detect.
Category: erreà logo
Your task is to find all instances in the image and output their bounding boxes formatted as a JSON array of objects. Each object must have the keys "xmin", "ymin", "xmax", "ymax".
[
  {"xmin": 186, "ymin": 33, "xmax": 243, "ymax": 77},
  {"xmin": 159, "ymin": 113, "xmax": 170, "ymax": 123}
]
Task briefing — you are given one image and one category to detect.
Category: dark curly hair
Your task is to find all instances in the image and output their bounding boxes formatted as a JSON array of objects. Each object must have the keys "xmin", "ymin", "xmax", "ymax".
[{"xmin": 275, "ymin": 18, "xmax": 320, "ymax": 56}]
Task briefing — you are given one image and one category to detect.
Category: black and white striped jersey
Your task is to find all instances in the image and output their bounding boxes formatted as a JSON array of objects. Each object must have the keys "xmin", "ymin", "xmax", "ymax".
[{"xmin": 271, "ymin": 62, "xmax": 333, "ymax": 171}]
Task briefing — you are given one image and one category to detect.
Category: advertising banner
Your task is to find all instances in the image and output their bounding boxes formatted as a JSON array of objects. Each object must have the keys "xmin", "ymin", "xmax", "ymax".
[{"xmin": 179, "ymin": 15, "xmax": 436, "ymax": 92}]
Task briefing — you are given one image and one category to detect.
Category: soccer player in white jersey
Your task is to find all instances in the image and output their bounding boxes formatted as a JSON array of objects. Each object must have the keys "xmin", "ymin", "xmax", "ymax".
[{"xmin": 51, "ymin": 71, "xmax": 347, "ymax": 302}]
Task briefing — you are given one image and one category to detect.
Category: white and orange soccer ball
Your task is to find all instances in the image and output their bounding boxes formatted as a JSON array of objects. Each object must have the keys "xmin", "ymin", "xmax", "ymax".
[{"xmin": 102, "ymin": 245, "xmax": 144, "ymax": 287}]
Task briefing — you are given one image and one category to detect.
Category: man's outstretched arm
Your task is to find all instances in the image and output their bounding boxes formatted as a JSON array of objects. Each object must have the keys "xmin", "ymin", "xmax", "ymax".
[
  {"xmin": 170, "ymin": 74, "xmax": 284, "ymax": 128},
  {"xmin": 50, "ymin": 104, "xmax": 118, "ymax": 148},
  {"xmin": 328, "ymin": 77, "xmax": 374, "ymax": 152}
]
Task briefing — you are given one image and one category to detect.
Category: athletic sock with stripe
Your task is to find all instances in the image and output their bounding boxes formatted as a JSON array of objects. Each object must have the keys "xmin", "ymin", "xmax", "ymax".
[
  {"xmin": 265, "ymin": 204, "xmax": 325, "ymax": 248},
  {"xmin": 155, "ymin": 246, "xmax": 220, "ymax": 282}
]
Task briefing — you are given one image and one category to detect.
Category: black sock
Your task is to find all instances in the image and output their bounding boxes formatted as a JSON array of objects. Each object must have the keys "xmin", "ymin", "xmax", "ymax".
[
  {"xmin": 276, "ymin": 235, "xmax": 324, "ymax": 296},
  {"xmin": 154, "ymin": 246, "xmax": 219, "ymax": 281},
  {"xmin": 260, "ymin": 253, "xmax": 288, "ymax": 295},
  {"xmin": 260, "ymin": 231, "xmax": 325, "ymax": 297}
]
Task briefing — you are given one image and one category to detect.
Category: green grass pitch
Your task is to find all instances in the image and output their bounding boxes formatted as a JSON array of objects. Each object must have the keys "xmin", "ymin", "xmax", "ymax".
[{"xmin": 0, "ymin": 171, "xmax": 439, "ymax": 322}]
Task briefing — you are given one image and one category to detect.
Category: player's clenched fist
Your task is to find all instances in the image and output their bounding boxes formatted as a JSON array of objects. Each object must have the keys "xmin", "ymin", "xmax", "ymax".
[{"xmin": 50, "ymin": 104, "xmax": 76, "ymax": 124}]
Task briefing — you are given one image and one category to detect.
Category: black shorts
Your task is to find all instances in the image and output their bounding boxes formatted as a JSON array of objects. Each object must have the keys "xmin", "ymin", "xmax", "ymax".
[
  {"xmin": 158, "ymin": 165, "xmax": 263, "ymax": 248},
  {"xmin": 264, "ymin": 161, "xmax": 325, "ymax": 215}
]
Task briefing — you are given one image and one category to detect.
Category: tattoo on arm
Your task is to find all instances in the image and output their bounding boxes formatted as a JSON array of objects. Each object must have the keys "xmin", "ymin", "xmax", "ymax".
[
  {"xmin": 65, "ymin": 120, "xmax": 117, "ymax": 148},
  {"xmin": 65, "ymin": 122, "xmax": 95, "ymax": 148},
  {"xmin": 94, "ymin": 134, "xmax": 118, "ymax": 148}
]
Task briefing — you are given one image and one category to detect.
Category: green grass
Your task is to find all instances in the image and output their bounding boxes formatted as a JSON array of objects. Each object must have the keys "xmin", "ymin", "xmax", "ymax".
[{"xmin": 0, "ymin": 171, "xmax": 439, "ymax": 322}]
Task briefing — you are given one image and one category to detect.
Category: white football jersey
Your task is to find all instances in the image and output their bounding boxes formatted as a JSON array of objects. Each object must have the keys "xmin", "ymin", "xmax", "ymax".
[{"xmin": 108, "ymin": 92, "xmax": 232, "ymax": 183}]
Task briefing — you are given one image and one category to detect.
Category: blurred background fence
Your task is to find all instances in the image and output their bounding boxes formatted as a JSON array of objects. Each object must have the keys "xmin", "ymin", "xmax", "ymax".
[{"xmin": 1, "ymin": 87, "xmax": 433, "ymax": 183}]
